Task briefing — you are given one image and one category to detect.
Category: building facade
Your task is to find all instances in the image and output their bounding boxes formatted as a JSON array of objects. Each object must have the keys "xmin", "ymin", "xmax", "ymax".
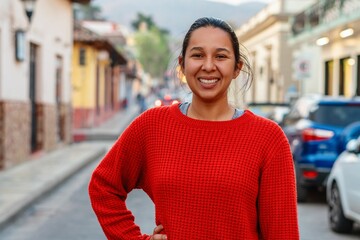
[
  {"xmin": 72, "ymin": 22, "xmax": 127, "ymax": 129},
  {"xmin": 0, "ymin": 0, "xmax": 89, "ymax": 170},
  {"xmin": 289, "ymin": 0, "xmax": 360, "ymax": 97},
  {"xmin": 235, "ymin": 0, "xmax": 316, "ymax": 104}
]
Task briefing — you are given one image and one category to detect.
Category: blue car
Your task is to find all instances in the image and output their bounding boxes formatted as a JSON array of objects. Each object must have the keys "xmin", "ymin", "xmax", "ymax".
[{"xmin": 280, "ymin": 95, "xmax": 360, "ymax": 202}]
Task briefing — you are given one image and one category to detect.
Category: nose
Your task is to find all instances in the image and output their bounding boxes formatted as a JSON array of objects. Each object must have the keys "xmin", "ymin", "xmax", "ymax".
[{"xmin": 201, "ymin": 57, "xmax": 216, "ymax": 71}]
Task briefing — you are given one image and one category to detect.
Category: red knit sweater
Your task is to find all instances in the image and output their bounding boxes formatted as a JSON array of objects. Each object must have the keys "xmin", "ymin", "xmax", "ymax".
[{"xmin": 89, "ymin": 104, "xmax": 299, "ymax": 240}]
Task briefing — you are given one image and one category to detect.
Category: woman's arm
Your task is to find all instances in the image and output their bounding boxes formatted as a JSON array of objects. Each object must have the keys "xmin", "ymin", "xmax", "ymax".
[
  {"xmin": 258, "ymin": 125, "xmax": 300, "ymax": 239},
  {"xmin": 88, "ymin": 119, "xmax": 150, "ymax": 239}
]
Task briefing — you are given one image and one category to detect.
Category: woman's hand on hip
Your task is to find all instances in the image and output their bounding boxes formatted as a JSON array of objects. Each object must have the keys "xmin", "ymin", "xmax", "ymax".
[{"xmin": 150, "ymin": 224, "xmax": 167, "ymax": 240}]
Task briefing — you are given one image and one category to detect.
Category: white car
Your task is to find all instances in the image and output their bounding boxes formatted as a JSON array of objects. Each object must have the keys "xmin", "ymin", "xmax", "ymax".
[{"xmin": 327, "ymin": 137, "xmax": 360, "ymax": 233}]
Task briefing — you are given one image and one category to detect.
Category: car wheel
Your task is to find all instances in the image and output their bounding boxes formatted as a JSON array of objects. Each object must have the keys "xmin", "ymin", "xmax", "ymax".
[
  {"xmin": 296, "ymin": 184, "xmax": 308, "ymax": 203},
  {"xmin": 328, "ymin": 182, "xmax": 353, "ymax": 233},
  {"xmin": 295, "ymin": 164, "xmax": 307, "ymax": 202}
]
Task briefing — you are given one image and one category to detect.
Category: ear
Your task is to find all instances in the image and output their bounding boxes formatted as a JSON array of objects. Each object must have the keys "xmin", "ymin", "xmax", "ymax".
[
  {"xmin": 233, "ymin": 61, "xmax": 243, "ymax": 79},
  {"xmin": 178, "ymin": 56, "xmax": 184, "ymax": 69}
]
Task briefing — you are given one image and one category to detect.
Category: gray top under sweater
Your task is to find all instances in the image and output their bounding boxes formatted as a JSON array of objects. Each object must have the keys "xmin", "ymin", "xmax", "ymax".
[{"xmin": 179, "ymin": 102, "xmax": 244, "ymax": 119}]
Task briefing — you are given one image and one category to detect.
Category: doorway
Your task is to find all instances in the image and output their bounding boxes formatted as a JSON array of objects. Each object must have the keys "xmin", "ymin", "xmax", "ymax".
[
  {"xmin": 29, "ymin": 43, "xmax": 38, "ymax": 152},
  {"xmin": 357, "ymin": 55, "xmax": 360, "ymax": 96},
  {"xmin": 55, "ymin": 56, "xmax": 64, "ymax": 142},
  {"xmin": 325, "ymin": 60, "xmax": 334, "ymax": 95},
  {"xmin": 339, "ymin": 57, "xmax": 353, "ymax": 97}
]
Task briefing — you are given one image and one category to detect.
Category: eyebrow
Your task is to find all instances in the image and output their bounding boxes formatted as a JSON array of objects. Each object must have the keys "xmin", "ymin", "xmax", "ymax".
[{"xmin": 190, "ymin": 47, "xmax": 231, "ymax": 53}]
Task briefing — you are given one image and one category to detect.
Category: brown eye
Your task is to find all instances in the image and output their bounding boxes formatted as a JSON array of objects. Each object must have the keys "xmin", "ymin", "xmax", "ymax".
[
  {"xmin": 191, "ymin": 53, "xmax": 202, "ymax": 58},
  {"xmin": 216, "ymin": 55, "xmax": 227, "ymax": 59}
]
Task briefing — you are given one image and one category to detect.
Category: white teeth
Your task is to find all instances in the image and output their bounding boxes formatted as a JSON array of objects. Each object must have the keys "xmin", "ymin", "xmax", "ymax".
[{"xmin": 199, "ymin": 78, "xmax": 218, "ymax": 84}]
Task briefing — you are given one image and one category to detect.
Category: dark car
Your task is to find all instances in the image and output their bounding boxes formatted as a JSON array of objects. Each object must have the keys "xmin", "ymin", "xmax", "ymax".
[
  {"xmin": 247, "ymin": 102, "xmax": 290, "ymax": 124},
  {"xmin": 154, "ymin": 93, "xmax": 181, "ymax": 107},
  {"xmin": 280, "ymin": 95, "xmax": 360, "ymax": 202}
]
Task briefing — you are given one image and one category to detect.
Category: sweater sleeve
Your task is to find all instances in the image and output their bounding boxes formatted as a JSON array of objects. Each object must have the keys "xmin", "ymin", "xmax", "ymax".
[
  {"xmin": 88, "ymin": 117, "xmax": 150, "ymax": 240},
  {"xmin": 258, "ymin": 123, "xmax": 299, "ymax": 240}
]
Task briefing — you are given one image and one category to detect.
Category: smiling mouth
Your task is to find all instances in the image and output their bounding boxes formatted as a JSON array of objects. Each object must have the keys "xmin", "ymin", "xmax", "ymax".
[{"xmin": 199, "ymin": 78, "xmax": 219, "ymax": 84}]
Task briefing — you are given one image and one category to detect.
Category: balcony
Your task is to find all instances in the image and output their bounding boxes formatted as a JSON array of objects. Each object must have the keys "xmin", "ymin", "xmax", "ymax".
[{"xmin": 290, "ymin": 0, "xmax": 360, "ymax": 42}]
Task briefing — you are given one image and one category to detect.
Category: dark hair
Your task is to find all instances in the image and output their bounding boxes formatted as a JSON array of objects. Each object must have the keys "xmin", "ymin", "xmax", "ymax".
[{"xmin": 179, "ymin": 17, "xmax": 253, "ymax": 92}]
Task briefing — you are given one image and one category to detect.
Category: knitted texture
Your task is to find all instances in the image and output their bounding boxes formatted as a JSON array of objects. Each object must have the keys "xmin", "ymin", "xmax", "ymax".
[{"xmin": 89, "ymin": 104, "xmax": 299, "ymax": 240}]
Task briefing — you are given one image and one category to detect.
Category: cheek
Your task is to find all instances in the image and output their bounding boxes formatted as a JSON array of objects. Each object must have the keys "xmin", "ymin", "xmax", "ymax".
[
  {"xmin": 218, "ymin": 65, "xmax": 237, "ymax": 77},
  {"xmin": 184, "ymin": 60, "xmax": 200, "ymax": 75}
]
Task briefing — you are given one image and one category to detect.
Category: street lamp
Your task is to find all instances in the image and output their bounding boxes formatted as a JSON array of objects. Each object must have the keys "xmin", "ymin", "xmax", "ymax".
[{"xmin": 21, "ymin": 0, "xmax": 37, "ymax": 23}]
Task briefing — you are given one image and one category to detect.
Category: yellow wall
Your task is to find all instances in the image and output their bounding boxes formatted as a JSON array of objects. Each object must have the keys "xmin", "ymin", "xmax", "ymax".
[
  {"xmin": 98, "ymin": 59, "xmax": 108, "ymax": 108},
  {"xmin": 72, "ymin": 43, "xmax": 110, "ymax": 109}
]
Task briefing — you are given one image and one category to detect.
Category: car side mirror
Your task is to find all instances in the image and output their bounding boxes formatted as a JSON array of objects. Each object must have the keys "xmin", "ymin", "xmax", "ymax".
[
  {"xmin": 346, "ymin": 139, "xmax": 360, "ymax": 154},
  {"xmin": 281, "ymin": 112, "xmax": 289, "ymax": 123}
]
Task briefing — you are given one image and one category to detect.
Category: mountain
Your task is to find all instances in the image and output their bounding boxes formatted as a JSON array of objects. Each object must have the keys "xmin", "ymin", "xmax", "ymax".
[{"xmin": 92, "ymin": 0, "xmax": 267, "ymax": 38}]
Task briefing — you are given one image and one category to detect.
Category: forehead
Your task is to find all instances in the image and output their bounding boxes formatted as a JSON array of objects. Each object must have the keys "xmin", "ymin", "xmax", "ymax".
[{"xmin": 187, "ymin": 26, "xmax": 233, "ymax": 50}]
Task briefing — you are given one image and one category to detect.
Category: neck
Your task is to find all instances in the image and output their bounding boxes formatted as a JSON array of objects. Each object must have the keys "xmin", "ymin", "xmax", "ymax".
[{"xmin": 187, "ymin": 99, "xmax": 234, "ymax": 121}]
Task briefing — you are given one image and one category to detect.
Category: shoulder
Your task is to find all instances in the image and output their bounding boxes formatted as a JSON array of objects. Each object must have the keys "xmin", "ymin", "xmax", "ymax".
[
  {"xmin": 244, "ymin": 110, "xmax": 287, "ymax": 141},
  {"xmin": 130, "ymin": 105, "xmax": 173, "ymax": 126},
  {"xmin": 141, "ymin": 105, "xmax": 172, "ymax": 118},
  {"xmin": 246, "ymin": 110, "xmax": 282, "ymax": 130}
]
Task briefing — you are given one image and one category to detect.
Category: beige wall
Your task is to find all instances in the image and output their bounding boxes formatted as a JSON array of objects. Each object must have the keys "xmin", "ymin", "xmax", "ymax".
[
  {"xmin": 0, "ymin": 0, "xmax": 73, "ymax": 104},
  {"xmin": 0, "ymin": 0, "xmax": 76, "ymax": 169},
  {"xmin": 288, "ymin": 0, "xmax": 360, "ymax": 97},
  {"xmin": 235, "ymin": 0, "xmax": 314, "ymax": 103},
  {"xmin": 0, "ymin": 0, "xmax": 28, "ymax": 101},
  {"xmin": 28, "ymin": 0, "xmax": 73, "ymax": 104}
]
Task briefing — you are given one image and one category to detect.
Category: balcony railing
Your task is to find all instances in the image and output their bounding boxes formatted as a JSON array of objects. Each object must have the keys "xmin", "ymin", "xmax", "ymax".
[{"xmin": 291, "ymin": 0, "xmax": 360, "ymax": 36}]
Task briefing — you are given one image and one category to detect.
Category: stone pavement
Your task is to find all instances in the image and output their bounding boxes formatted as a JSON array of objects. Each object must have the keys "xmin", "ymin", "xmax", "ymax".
[{"xmin": 0, "ymin": 105, "xmax": 139, "ymax": 231}]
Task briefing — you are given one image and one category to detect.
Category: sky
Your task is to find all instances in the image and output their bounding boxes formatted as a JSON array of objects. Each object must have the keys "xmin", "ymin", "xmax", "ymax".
[{"xmin": 91, "ymin": 0, "xmax": 275, "ymax": 37}]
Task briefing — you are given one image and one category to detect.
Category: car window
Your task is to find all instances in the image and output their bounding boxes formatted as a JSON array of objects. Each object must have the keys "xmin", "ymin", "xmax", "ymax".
[
  {"xmin": 283, "ymin": 98, "xmax": 313, "ymax": 123},
  {"xmin": 309, "ymin": 104, "xmax": 360, "ymax": 127}
]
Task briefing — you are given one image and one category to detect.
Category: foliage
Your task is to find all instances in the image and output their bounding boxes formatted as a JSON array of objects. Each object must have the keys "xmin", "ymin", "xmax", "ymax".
[
  {"xmin": 131, "ymin": 13, "xmax": 156, "ymax": 32},
  {"xmin": 131, "ymin": 13, "xmax": 172, "ymax": 78},
  {"xmin": 73, "ymin": 3, "xmax": 104, "ymax": 21}
]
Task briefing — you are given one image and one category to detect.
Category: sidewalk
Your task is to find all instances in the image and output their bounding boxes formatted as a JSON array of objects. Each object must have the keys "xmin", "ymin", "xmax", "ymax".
[
  {"xmin": 0, "ymin": 105, "xmax": 139, "ymax": 231},
  {"xmin": 73, "ymin": 104, "xmax": 140, "ymax": 142}
]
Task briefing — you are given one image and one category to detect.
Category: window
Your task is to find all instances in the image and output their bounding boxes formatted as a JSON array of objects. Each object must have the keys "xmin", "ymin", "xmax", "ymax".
[
  {"xmin": 339, "ymin": 57, "xmax": 353, "ymax": 97},
  {"xmin": 357, "ymin": 55, "xmax": 360, "ymax": 96},
  {"xmin": 310, "ymin": 104, "xmax": 360, "ymax": 127},
  {"xmin": 325, "ymin": 60, "xmax": 334, "ymax": 95},
  {"xmin": 15, "ymin": 30, "xmax": 26, "ymax": 62},
  {"xmin": 79, "ymin": 48, "xmax": 86, "ymax": 66}
]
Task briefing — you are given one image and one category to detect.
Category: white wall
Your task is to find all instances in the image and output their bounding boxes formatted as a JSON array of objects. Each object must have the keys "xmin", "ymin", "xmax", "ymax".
[
  {"xmin": 283, "ymin": 0, "xmax": 316, "ymax": 13},
  {"xmin": 0, "ymin": 0, "xmax": 28, "ymax": 101},
  {"xmin": 0, "ymin": 0, "xmax": 74, "ymax": 104},
  {"xmin": 322, "ymin": 36, "xmax": 360, "ymax": 96},
  {"xmin": 29, "ymin": 0, "xmax": 73, "ymax": 104},
  {"xmin": 293, "ymin": 44, "xmax": 322, "ymax": 95},
  {"xmin": 241, "ymin": 22, "xmax": 291, "ymax": 102}
]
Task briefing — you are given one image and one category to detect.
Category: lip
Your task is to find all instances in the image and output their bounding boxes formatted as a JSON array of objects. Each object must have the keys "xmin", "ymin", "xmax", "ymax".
[{"xmin": 198, "ymin": 77, "xmax": 220, "ymax": 88}]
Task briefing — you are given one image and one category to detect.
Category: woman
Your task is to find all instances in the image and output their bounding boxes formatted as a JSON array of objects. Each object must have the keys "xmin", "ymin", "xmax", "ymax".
[{"xmin": 89, "ymin": 17, "xmax": 299, "ymax": 240}]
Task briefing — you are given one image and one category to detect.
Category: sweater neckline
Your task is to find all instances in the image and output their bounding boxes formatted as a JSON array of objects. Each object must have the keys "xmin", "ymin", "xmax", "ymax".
[{"xmin": 169, "ymin": 103, "xmax": 254, "ymax": 129}]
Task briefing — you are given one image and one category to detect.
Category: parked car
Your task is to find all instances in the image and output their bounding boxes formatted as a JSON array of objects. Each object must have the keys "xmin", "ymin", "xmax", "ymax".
[
  {"xmin": 154, "ymin": 93, "xmax": 181, "ymax": 107},
  {"xmin": 280, "ymin": 95, "xmax": 360, "ymax": 202},
  {"xmin": 327, "ymin": 136, "xmax": 360, "ymax": 233},
  {"xmin": 247, "ymin": 102, "xmax": 290, "ymax": 124}
]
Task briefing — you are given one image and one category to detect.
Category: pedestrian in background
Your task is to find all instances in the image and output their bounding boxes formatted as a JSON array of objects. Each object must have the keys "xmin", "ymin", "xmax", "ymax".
[
  {"xmin": 136, "ymin": 92, "xmax": 147, "ymax": 113},
  {"xmin": 89, "ymin": 17, "xmax": 299, "ymax": 240}
]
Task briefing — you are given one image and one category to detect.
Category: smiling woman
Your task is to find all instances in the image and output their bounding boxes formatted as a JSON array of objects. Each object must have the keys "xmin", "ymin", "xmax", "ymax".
[{"xmin": 89, "ymin": 17, "xmax": 299, "ymax": 240}]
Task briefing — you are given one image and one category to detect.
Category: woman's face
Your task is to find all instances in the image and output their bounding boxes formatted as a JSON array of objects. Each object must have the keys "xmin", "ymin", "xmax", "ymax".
[{"xmin": 179, "ymin": 26, "xmax": 242, "ymax": 103}]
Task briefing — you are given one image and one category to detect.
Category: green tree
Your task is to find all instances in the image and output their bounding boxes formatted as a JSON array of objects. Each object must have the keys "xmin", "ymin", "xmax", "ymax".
[
  {"xmin": 131, "ymin": 13, "xmax": 156, "ymax": 31},
  {"xmin": 131, "ymin": 13, "xmax": 172, "ymax": 78},
  {"xmin": 73, "ymin": 3, "xmax": 104, "ymax": 21}
]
